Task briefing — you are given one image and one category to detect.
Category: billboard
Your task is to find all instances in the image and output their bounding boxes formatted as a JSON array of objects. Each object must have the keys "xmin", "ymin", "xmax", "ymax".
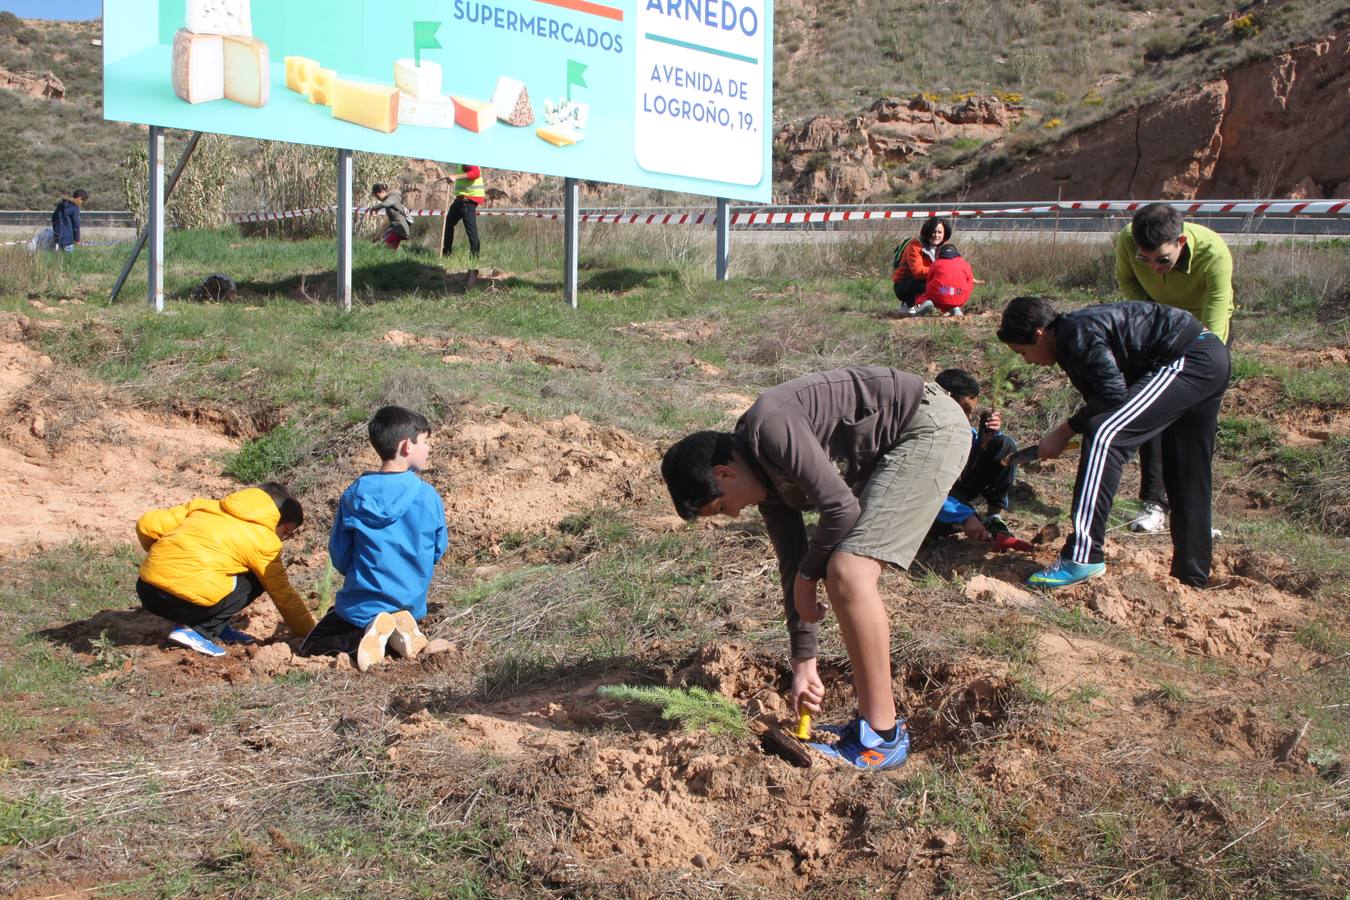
[{"xmin": 103, "ymin": 0, "xmax": 775, "ymax": 202}]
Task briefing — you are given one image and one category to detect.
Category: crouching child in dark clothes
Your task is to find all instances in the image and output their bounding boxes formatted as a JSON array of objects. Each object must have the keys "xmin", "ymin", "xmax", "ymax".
[
  {"xmin": 932, "ymin": 368, "xmax": 1018, "ymax": 542},
  {"xmin": 136, "ymin": 483, "xmax": 317, "ymax": 657},
  {"xmin": 661, "ymin": 367, "xmax": 971, "ymax": 770},
  {"xmin": 299, "ymin": 406, "xmax": 447, "ymax": 671},
  {"xmin": 997, "ymin": 296, "xmax": 1229, "ymax": 589}
]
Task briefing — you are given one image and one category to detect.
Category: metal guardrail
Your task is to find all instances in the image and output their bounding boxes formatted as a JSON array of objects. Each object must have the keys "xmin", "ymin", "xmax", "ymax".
[{"xmin": 0, "ymin": 209, "xmax": 136, "ymax": 228}]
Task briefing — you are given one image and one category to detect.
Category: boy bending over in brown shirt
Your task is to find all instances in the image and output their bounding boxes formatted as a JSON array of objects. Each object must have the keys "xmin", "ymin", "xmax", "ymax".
[{"xmin": 661, "ymin": 366, "xmax": 971, "ymax": 770}]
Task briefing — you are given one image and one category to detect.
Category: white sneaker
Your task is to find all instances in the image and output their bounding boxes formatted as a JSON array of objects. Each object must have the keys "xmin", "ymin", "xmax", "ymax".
[
  {"xmin": 1128, "ymin": 502, "xmax": 1166, "ymax": 533},
  {"xmin": 944, "ymin": 307, "xmax": 964, "ymax": 317},
  {"xmin": 913, "ymin": 300, "xmax": 936, "ymax": 316},
  {"xmin": 387, "ymin": 610, "xmax": 429, "ymax": 660},
  {"xmin": 356, "ymin": 612, "xmax": 397, "ymax": 672}
]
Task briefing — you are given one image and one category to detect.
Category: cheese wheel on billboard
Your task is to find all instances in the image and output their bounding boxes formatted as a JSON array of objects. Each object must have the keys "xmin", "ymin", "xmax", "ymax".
[
  {"xmin": 171, "ymin": 29, "xmax": 224, "ymax": 104},
  {"xmin": 306, "ymin": 68, "xmax": 337, "ymax": 105},
  {"xmin": 451, "ymin": 96, "xmax": 495, "ymax": 133},
  {"xmin": 285, "ymin": 56, "xmax": 320, "ymax": 94},
  {"xmin": 332, "ymin": 80, "xmax": 400, "ymax": 133},
  {"xmin": 398, "ymin": 92, "xmax": 455, "ymax": 129},
  {"xmin": 393, "ymin": 59, "xmax": 442, "ymax": 100},
  {"xmin": 222, "ymin": 35, "xmax": 269, "ymax": 107},
  {"xmin": 491, "ymin": 76, "xmax": 534, "ymax": 126},
  {"xmin": 184, "ymin": 0, "xmax": 252, "ymax": 37}
]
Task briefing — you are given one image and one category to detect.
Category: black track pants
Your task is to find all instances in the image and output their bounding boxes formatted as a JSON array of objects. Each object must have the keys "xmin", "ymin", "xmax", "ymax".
[
  {"xmin": 1136, "ymin": 326, "xmax": 1234, "ymax": 508},
  {"xmin": 1063, "ymin": 333, "xmax": 1230, "ymax": 585}
]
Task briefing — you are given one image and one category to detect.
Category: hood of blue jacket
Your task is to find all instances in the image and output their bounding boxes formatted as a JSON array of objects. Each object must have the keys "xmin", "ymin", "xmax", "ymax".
[{"xmin": 341, "ymin": 470, "xmax": 421, "ymax": 529}]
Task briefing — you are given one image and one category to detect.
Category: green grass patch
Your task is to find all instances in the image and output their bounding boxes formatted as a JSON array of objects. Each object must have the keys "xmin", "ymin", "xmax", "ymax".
[
  {"xmin": 222, "ymin": 424, "xmax": 307, "ymax": 483},
  {"xmin": 1218, "ymin": 416, "xmax": 1280, "ymax": 456},
  {"xmin": 0, "ymin": 794, "xmax": 71, "ymax": 849},
  {"xmin": 597, "ymin": 684, "xmax": 748, "ymax": 736}
]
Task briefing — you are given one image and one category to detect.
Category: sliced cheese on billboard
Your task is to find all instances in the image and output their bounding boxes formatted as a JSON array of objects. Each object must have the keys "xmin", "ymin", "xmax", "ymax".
[
  {"xmin": 222, "ymin": 35, "xmax": 269, "ymax": 107},
  {"xmin": 536, "ymin": 125, "xmax": 583, "ymax": 147},
  {"xmin": 284, "ymin": 56, "xmax": 320, "ymax": 94},
  {"xmin": 332, "ymin": 80, "xmax": 399, "ymax": 133},
  {"xmin": 305, "ymin": 67, "xmax": 337, "ymax": 105},
  {"xmin": 451, "ymin": 96, "xmax": 495, "ymax": 133},
  {"xmin": 398, "ymin": 92, "xmax": 455, "ymax": 129},
  {"xmin": 491, "ymin": 76, "xmax": 533, "ymax": 126},
  {"xmin": 184, "ymin": 0, "xmax": 252, "ymax": 37},
  {"xmin": 393, "ymin": 59, "xmax": 442, "ymax": 100},
  {"xmin": 171, "ymin": 29, "xmax": 223, "ymax": 104}
]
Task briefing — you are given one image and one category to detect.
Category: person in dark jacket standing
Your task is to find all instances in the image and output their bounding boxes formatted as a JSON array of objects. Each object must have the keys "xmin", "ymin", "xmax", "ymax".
[
  {"xmin": 997, "ymin": 296, "xmax": 1230, "ymax": 589},
  {"xmin": 661, "ymin": 367, "xmax": 972, "ymax": 770},
  {"xmin": 52, "ymin": 189, "xmax": 88, "ymax": 252}
]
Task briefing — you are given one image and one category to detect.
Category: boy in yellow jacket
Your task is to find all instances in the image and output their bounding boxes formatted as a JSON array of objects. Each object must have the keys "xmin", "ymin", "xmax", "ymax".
[{"xmin": 136, "ymin": 482, "xmax": 317, "ymax": 657}]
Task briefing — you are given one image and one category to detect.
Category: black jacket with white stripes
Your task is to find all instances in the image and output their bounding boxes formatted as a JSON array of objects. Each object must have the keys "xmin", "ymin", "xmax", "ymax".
[{"xmin": 1053, "ymin": 301, "xmax": 1205, "ymax": 433}]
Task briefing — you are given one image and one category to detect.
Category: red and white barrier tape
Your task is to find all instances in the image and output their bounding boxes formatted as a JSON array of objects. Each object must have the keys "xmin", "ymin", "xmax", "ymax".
[{"xmin": 230, "ymin": 199, "xmax": 1350, "ymax": 226}]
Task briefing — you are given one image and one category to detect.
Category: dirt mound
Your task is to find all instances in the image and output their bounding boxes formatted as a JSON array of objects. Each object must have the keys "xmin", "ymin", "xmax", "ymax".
[
  {"xmin": 617, "ymin": 318, "xmax": 717, "ymax": 343},
  {"xmin": 0, "ymin": 314, "xmax": 237, "ymax": 552},
  {"xmin": 1069, "ymin": 545, "xmax": 1314, "ymax": 666},
  {"xmin": 381, "ymin": 329, "xmax": 600, "ymax": 370},
  {"xmin": 429, "ymin": 409, "xmax": 655, "ymax": 554},
  {"xmin": 378, "ymin": 642, "xmax": 1024, "ymax": 890}
]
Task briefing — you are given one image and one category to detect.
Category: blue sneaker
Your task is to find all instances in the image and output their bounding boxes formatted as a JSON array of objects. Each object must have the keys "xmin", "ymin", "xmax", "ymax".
[
  {"xmin": 167, "ymin": 626, "xmax": 226, "ymax": 657},
  {"xmin": 217, "ymin": 625, "xmax": 255, "ymax": 645},
  {"xmin": 807, "ymin": 717, "xmax": 910, "ymax": 771},
  {"xmin": 1028, "ymin": 558, "xmax": 1106, "ymax": 589}
]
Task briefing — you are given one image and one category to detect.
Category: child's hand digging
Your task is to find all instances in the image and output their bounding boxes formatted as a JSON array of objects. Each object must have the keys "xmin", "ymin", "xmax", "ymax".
[{"xmin": 791, "ymin": 657, "xmax": 824, "ymax": 715}]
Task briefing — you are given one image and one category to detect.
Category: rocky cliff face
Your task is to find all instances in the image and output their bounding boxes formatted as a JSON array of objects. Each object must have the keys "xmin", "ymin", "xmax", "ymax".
[
  {"xmin": 773, "ymin": 95, "xmax": 1026, "ymax": 204},
  {"xmin": 0, "ymin": 66, "xmax": 64, "ymax": 100},
  {"xmin": 972, "ymin": 30, "xmax": 1350, "ymax": 200}
]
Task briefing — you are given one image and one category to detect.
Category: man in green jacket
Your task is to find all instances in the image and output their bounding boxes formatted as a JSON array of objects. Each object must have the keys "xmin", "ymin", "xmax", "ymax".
[{"xmin": 1114, "ymin": 203, "xmax": 1233, "ymax": 534}]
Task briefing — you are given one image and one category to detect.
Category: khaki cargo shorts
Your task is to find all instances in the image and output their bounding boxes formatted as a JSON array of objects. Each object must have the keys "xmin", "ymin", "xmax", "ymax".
[{"xmin": 836, "ymin": 382, "xmax": 972, "ymax": 570}]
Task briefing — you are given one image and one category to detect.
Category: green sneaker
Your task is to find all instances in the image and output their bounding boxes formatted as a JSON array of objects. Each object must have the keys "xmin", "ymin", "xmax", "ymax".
[{"xmin": 1028, "ymin": 559, "xmax": 1105, "ymax": 589}]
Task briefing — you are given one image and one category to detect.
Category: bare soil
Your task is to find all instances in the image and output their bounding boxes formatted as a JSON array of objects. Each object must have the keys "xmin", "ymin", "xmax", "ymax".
[
  {"xmin": 0, "ymin": 314, "xmax": 237, "ymax": 553},
  {"xmin": 0, "ymin": 316, "xmax": 1346, "ymax": 896}
]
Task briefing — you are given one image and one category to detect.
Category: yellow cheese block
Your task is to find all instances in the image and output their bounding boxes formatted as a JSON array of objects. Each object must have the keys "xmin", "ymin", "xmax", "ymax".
[
  {"xmin": 332, "ymin": 80, "xmax": 399, "ymax": 133},
  {"xmin": 536, "ymin": 125, "xmax": 582, "ymax": 147},
  {"xmin": 222, "ymin": 35, "xmax": 269, "ymax": 108},
  {"xmin": 284, "ymin": 55, "xmax": 319, "ymax": 93},
  {"xmin": 305, "ymin": 67, "xmax": 337, "ymax": 106},
  {"xmin": 451, "ymin": 96, "xmax": 495, "ymax": 133}
]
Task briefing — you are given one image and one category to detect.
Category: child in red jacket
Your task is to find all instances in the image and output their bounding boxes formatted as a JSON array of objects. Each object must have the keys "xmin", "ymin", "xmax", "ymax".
[{"xmin": 909, "ymin": 245, "xmax": 974, "ymax": 317}]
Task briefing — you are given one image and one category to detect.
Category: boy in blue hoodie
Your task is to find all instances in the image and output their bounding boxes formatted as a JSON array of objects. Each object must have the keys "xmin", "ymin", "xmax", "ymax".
[{"xmin": 299, "ymin": 406, "xmax": 448, "ymax": 670}]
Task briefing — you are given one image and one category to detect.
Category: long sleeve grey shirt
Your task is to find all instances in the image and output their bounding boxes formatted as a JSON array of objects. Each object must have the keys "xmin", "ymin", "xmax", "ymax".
[{"xmin": 732, "ymin": 367, "xmax": 925, "ymax": 658}]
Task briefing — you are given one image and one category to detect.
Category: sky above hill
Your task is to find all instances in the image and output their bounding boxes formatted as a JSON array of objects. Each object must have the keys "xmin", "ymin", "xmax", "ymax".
[{"xmin": 1, "ymin": 1, "xmax": 100, "ymax": 20}]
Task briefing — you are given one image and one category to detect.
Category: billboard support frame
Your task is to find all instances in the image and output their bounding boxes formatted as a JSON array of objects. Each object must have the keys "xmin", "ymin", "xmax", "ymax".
[
  {"xmin": 337, "ymin": 149, "xmax": 354, "ymax": 312},
  {"xmin": 564, "ymin": 177, "xmax": 579, "ymax": 309},
  {"xmin": 109, "ymin": 130, "xmax": 203, "ymax": 307},
  {"xmin": 715, "ymin": 198, "xmax": 730, "ymax": 281},
  {"xmin": 148, "ymin": 127, "xmax": 165, "ymax": 311}
]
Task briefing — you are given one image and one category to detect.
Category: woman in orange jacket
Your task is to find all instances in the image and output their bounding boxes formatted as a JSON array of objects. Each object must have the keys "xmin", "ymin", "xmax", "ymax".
[{"xmin": 891, "ymin": 217, "xmax": 953, "ymax": 310}]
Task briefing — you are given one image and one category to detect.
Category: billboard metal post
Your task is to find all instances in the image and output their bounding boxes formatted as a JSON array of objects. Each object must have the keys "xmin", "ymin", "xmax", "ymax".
[
  {"xmin": 147, "ymin": 126, "xmax": 165, "ymax": 312},
  {"xmin": 563, "ymin": 177, "xmax": 579, "ymax": 309},
  {"xmin": 109, "ymin": 131, "xmax": 202, "ymax": 306},
  {"xmin": 337, "ymin": 148, "xmax": 353, "ymax": 312},
  {"xmin": 715, "ymin": 197, "xmax": 730, "ymax": 281}
]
